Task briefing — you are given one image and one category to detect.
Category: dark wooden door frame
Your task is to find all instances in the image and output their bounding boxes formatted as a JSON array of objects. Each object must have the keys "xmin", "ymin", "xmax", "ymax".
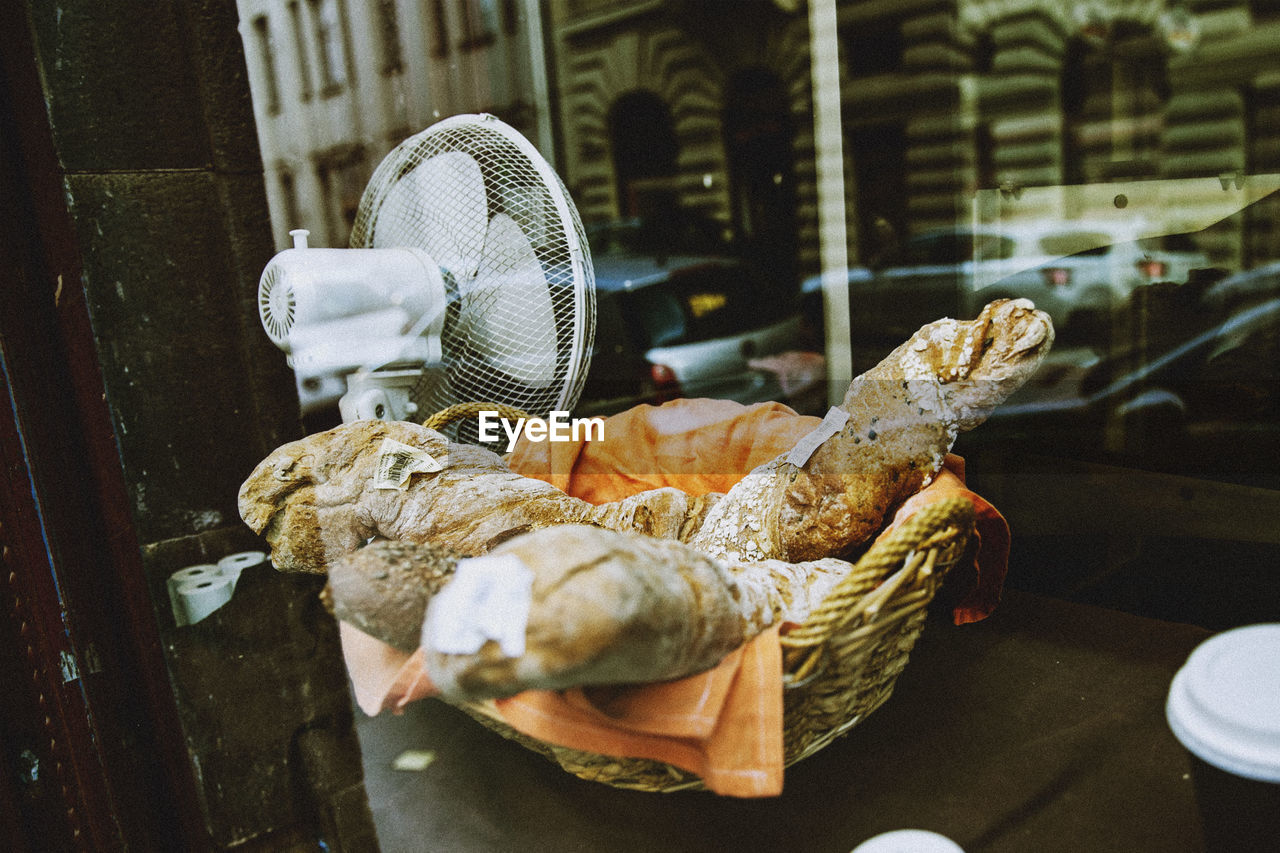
[{"xmin": 0, "ymin": 8, "xmax": 206, "ymax": 850}]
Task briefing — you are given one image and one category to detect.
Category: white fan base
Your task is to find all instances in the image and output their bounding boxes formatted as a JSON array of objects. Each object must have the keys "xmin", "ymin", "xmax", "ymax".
[{"xmin": 339, "ymin": 368, "xmax": 430, "ymax": 423}]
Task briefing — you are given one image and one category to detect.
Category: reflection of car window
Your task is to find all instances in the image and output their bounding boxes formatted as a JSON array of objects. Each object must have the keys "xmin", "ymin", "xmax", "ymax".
[
  {"xmin": 898, "ymin": 231, "xmax": 1015, "ymax": 265},
  {"xmin": 1039, "ymin": 232, "xmax": 1112, "ymax": 257},
  {"xmin": 587, "ymin": 213, "xmax": 731, "ymax": 257},
  {"xmin": 901, "ymin": 234, "xmax": 942, "ymax": 263},
  {"xmin": 627, "ymin": 290, "xmax": 686, "ymax": 348},
  {"xmin": 1187, "ymin": 308, "xmax": 1280, "ymax": 422},
  {"xmin": 1138, "ymin": 234, "xmax": 1197, "ymax": 253},
  {"xmin": 901, "ymin": 234, "xmax": 954, "ymax": 265},
  {"xmin": 620, "ymin": 262, "xmax": 773, "ymax": 348},
  {"xmin": 931, "ymin": 234, "xmax": 972, "ymax": 264},
  {"xmin": 972, "ymin": 234, "xmax": 1016, "ymax": 261}
]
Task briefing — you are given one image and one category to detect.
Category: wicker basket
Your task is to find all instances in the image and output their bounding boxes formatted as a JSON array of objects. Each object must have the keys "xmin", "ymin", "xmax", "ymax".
[{"xmin": 424, "ymin": 404, "xmax": 977, "ymax": 792}]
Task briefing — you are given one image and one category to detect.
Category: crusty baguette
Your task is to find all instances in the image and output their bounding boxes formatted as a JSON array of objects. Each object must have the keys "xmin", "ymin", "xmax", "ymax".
[
  {"xmin": 327, "ymin": 539, "xmax": 459, "ymax": 652},
  {"xmin": 239, "ymin": 421, "xmax": 717, "ymax": 573},
  {"xmin": 327, "ymin": 524, "xmax": 854, "ymax": 701},
  {"xmin": 688, "ymin": 298, "xmax": 1053, "ymax": 561},
  {"xmin": 425, "ymin": 525, "xmax": 774, "ymax": 699}
]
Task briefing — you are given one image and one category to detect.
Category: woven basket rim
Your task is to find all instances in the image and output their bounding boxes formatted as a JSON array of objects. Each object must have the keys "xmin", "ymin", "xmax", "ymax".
[
  {"xmin": 457, "ymin": 498, "xmax": 976, "ymax": 792},
  {"xmin": 430, "ymin": 403, "xmax": 978, "ymax": 791}
]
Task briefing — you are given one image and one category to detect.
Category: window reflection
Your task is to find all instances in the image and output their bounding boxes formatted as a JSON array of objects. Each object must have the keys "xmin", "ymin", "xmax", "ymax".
[
  {"xmin": 251, "ymin": 15, "xmax": 281, "ymax": 115},
  {"xmin": 236, "ymin": 0, "xmax": 1280, "ymax": 623},
  {"xmin": 310, "ymin": 0, "xmax": 349, "ymax": 93},
  {"xmin": 287, "ymin": 0, "xmax": 314, "ymax": 100},
  {"xmin": 608, "ymin": 90, "xmax": 679, "ymax": 219},
  {"xmin": 376, "ymin": 0, "xmax": 405, "ymax": 74}
]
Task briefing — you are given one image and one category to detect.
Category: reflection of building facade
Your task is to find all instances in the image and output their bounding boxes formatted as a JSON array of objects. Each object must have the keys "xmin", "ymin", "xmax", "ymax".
[
  {"xmin": 950, "ymin": 0, "xmax": 1280, "ymax": 269},
  {"xmin": 547, "ymin": 0, "xmax": 1280, "ymax": 282},
  {"xmin": 237, "ymin": 0, "xmax": 553, "ymax": 249},
  {"xmin": 548, "ymin": 0, "xmax": 823, "ymax": 285}
]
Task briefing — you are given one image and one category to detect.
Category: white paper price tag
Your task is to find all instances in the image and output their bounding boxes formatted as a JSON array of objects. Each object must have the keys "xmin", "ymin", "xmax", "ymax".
[
  {"xmin": 373, "ymin": 438, "xmax": 443, "ymax": 490},
  {"xmin": 425, "ymin": 553, "xmax": 534, "ymax": 658}
]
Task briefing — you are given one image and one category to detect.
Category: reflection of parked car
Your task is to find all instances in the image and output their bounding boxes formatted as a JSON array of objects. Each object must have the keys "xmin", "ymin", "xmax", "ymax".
[
  {"xmin": 802, "ymin": 227, "xmax": 986, "ymax": 342},
  {"xmin": 957, "ymin": 297, "xmax": 1280, "ymax": 486},
  {"xmin": 975, "ymin": 227, "xmax": 1209, "ymax": 338},
  {"xmin": 575, "ymin": 241, "xmax": 807, "ymax": 417},
  {"xmin": 802, "ymin": 222, "xmax": 1209, "ymax": 345},
  {"xmin": 1201, "ymin": 260, "xmax": 1280, "ymax": 314}
]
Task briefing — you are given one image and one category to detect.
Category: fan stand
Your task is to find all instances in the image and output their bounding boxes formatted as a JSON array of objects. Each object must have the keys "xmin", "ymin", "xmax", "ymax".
[{"xmin": 339, "ymin": 369, "xmax": 427, "ymax": 422}]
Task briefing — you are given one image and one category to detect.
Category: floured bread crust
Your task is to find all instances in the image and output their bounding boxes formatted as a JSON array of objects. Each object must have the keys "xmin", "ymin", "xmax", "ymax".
[
  {"xmin": 328, "ymin": 526, "xmax": 856, "ymax": 701},
  {"xmin": 690, "ymin": 298, "xmax": 1053, "ymax": 561},
  {"xmin": 239, "ymin": 421, "xmax": 717, "ymax": 573}
]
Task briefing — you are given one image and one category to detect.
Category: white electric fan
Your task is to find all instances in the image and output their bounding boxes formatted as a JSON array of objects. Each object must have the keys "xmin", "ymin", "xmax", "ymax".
[{"xmin": 256, "ymin": 113, "xmax": 595, "ymax": 439}]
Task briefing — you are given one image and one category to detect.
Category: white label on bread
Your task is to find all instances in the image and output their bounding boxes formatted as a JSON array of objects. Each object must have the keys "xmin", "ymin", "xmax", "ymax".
[
  {"xmin": 424, "ymin": 553, "xmax": 534, "ymax": 658},
  {"xmin": 373, "ymin": 438, "xmax": 443, "ymax": 490},
  {"xmin": 785, "ymin": 406, "xmax": 850, "ymax": 468}
]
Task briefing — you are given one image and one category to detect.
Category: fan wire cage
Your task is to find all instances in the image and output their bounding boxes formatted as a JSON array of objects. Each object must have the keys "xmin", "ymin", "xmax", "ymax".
[{"xmin": 350, "ymin": 114, "xmax": 595, "ymax": 441}]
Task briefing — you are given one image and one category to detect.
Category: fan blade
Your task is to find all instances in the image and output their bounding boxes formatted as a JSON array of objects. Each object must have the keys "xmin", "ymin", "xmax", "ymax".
[
  {"xmin": 376, "ymin": 151, "xmax": 486, "ymax": 281},
  {"xmin": 463, "ymin": 213, "xmax": 559, "ymax": 386}
]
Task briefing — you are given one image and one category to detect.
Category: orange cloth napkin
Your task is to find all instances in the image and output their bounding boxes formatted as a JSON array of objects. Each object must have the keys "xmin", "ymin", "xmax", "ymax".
[
  {"xmin": 877, "ymin": 455, "xmax": 1011, "ymax": 625},
  {"xmin": 338, "ymin": 622, "xmax": 786, "ymax": 796},
  {"xmin": 338, "ymin": 398, "xmax": 1011, "ymax": 797},
  {"xmin": 508, "ymin": 398, "xmax": 818, "ymax": 502},
  {"xmin": 340, "ymin": 622, "xmax": 437, "ymax": 716},
  {"xmin": 494, "ymin": 624, "xmax": 783, "ymax": 797}
]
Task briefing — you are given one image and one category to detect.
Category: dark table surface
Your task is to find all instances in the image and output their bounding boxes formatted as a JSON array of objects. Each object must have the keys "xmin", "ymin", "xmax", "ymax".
[{"xmin": 354, "ymin": 588, "xmax": 1212, "ymax": 853}]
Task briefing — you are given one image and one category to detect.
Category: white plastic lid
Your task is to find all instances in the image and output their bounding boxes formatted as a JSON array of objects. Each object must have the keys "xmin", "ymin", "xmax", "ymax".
[
  {"xmin": 1166, "ymin": 623, "xmax": 1280, "ymax": 782},
  {"xmin": 850, "ymin": 829, "xmax": 965, "ymax": 853},
  {"xmin": 169, "ymin": 564, "xmax": 220, "ymax": 582},
  {"xmin": 217, "ymin": 551, "xmax": 267, "ymax": 571}
]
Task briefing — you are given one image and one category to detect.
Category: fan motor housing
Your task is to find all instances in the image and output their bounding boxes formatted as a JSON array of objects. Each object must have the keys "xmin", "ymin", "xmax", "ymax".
[{"xmin": 258, "ymin": 246, "xmax": 446, "ymax": 351}]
